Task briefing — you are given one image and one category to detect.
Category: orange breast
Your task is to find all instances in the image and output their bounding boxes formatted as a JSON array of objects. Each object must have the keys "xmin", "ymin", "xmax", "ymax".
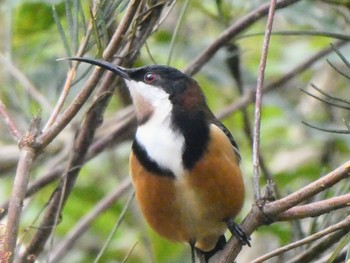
[{"xmin": 129, "ymin": 124, "xmax": 245, "ymax": 251}]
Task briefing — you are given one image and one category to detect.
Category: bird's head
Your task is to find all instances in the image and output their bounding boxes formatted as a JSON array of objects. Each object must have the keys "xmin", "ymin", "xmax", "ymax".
[{"xmin": 64, "ymin": 57, "xmax": 207, "ymax": 124}]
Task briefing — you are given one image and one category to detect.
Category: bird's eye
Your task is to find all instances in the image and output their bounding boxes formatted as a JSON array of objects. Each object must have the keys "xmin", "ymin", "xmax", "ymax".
[{"xmin": 144, "ymin": 72, "xmax": 157, "ymax": 83}]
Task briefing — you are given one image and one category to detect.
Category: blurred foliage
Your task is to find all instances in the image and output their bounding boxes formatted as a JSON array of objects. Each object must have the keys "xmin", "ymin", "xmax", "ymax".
[{"xmin": 1, "ymin": 0, "xmax": 350, "ymax": 262}]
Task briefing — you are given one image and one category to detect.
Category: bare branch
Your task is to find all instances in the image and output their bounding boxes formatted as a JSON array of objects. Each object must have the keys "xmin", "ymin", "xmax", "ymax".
[
  {"xmin": 37, "ymin": 0, "xmax": 140, "ymax": 150},
  {"xmin": 43, "ymin": 3, "xmax": 100, "ymax": 132},
  {"xmin": 264, "ymin": 160, "xmax": 350, "ymax": 216},
  {"xmin": 49, "ymin": 178, "xmax": 132, "ymax": 263},
  {"xmin": 217, "ymin": 160, "xmax": 350, "ymax": 262},
  {"xmin": 43, "ymin": 68, "xmax": 77, "ymax": 131},
  {"xmin": 5, "ymin": 118, "xmax": 41, "ymax": 263},
  {"xmin": 252, "ymin": 0, "xmax": 277, "ymax": 200},
  {"xmin": 251, "ymin": 216, "xmax": 350, "ymax": 263},
  {"xmin": 217, "ymin": 40, "xmax": 349, "ymax": 119},
  {"xmin": 285, "ymin": 224, "xmax": 350, "ymax": 263},
  {"xmin": 18, "ymin": 2, "xmax": 165, "ymax": 261},
  {"xmin": 225, "ymin": 44, "xmax": 277, "ymax": 196},
  {"xmin": 0, "ymin": 107, "xmax": 136, "ymax": 221},
  {"xmin": 301, "ymin": 121, "xmax": 350, "ymax": 134},
  {"xmin": 0, "ymin": 99, "xmax": 22, "ymax": 142},
  {"xmin": 0, "ymin": 53, "xmax": 52, "ymax": 113},
  {"xmin": 300, "ymin": 87, "xmax": 350, "ymax": 111},
  {"xmin": 184, "ymin": 0, "xmax": 301, "ymax": 76},
  {"xmin": 93, "ymin": 190, "xmax": 135, "ymax": 263},
  {"xmin": 278, "ymin": 194, "xmax": 350, "ymax": 220},
  {"xmin": 240, "ymin": 30, "xmax": 350, "ymax": 41}
]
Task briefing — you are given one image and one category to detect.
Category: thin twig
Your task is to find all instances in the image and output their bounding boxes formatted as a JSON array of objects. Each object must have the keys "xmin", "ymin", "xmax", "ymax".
[
  {"xmin": 43, "ymin": 3, "xmax": 97, "ymax": 132},
  {"xmin": 251, "ymin": 216, "xmax": 350, "ymax": 263},
  {"xmin": 5, "ymin": 118, "xmax": 41, "ymax": 263},
  {"xmin": 252, "ymin": 0, "xmax": 277, "ymax": 200},
  {"xmin": 49, "ymin": 179, "xmax": 132, "ymax": 263},
  {"xmin": 166, "ymin": 0, "xmax": 190, "ymax": 65},
  {"xmin": 301, "ymin": 121, "xmax": 350, "ymax": 134},
  {"xmin": 184, "ymin": 0, "xmax": 301, "ymax": 76},
  {"xmin": 217, "ymin": 40, "xmax": 349, "ymax": 119},
  {"xmin": 239, "ymin": 30, "xmax": 350, "ymax": 41},
  {"xmin": 264, "ymin": 160, "xmax": 350, "ymax": 216},
  {"xmin": 225, "ymin": 44, "xmax": 277, "ymax": 197},
  {"xmin": 285, "ymin": 225, "xmax": 350, "ymax": 263},
  {"xmin": 310, "ymin": 83, "xmax": 350, "ymax": 105},
  {"xmin": 38, "ymin": 0, "xmax": 140, "ymax": 150},
  {"xmin": 18, "ymin": 2, "xmax": 142, "ymax": 261},
  {"xmin": 93, "ymin": 191, "xmax": 135, "ymax": 263},
  {"xmin": 43, "ymin": 68, "xmax": 77, "ymax": 132},
  {"xmin": 330, "ymin": 42, "xmax": 350, "ymax": 69},
  {"xmin": 277, "ymin": 193, "xmax": 350, "ymax": 220},
  {"xmin": 0, "ymin": 99, "xmax": 22, "ymax": 142},
  {"xmin": 42, "ymin": 2, "xmax": 98, "ymax": 132},
  {"xmin": 218, "ymin": 160, "xmax": 350, "ymax": 262},
  {"xmin": 122, "ymin": 241, "xmax": 139, "ymax": 263},
  {"xmin": 300, "ymin": 88, "xmax": 350, "ymax": 111},
  {"xmin": 0, "ymin": 53, "xmax": 52, "ymax": 113},
  {"xmin": 0, "ymin": 107, "xmax": 136, "ymax": 221},
  {"xmin": 327, "ymin": 59, "xmax": 350, "ymax": 80}
]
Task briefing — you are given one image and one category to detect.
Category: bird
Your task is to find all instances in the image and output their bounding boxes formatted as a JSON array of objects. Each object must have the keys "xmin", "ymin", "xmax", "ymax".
[{"xmin": 65, "ymin": 57, "xmax": 251, "ymax": 262}]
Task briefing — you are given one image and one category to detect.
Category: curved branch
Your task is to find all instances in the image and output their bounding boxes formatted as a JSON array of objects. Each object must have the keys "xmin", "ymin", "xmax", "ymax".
[
  {"xmin": 184, "ymin": 0, "xmax": 301, "ymax": 76},
  {"xmin": 286, "ymin": 223, "xmax": 350, "ymax": 263},
  {"xmin": 217, "ymin": 160, "xmax": 350, "ymax": 263},
  {"xmin": 264, "ymin": 160, "xmax": 350, "ymax": 216},
  {"xmin": 0, "ymin": 107, "xmax": 136, "ymax": 221},
  {"xmin": 49, "ymin": 178, "xmax": 132, "ymax": 263},
  {"xmin": 18, "ymin": 2, "xmax": 142, "ymax": 261},
  {"xmin": 251, "ymin": 216, "xmax": 350, "ymax": 263},
  {"xmin": 37, "ymin": 0, "xmax": 140, "ymax": 150},
  {"xmin": 277, "ymin": 194, "xmax": 350, "ymax": 221},
  {"xmin": 217, "ymin": 40, "xmax": 349, "ymax": 119},
  {"xmin": 0, "ymin": 99, "xmax": 22, "ymax": 142},
  {"xmin": 5, "ymin": 118, "xmax": 41, "ymax": 263}
]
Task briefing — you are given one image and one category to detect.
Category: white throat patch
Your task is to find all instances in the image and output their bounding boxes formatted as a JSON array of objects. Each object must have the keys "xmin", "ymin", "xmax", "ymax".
[
  {"xmin": 126, "ymin": 79, "xmax": 168, "ymax": 110},
  {"xmin": 125, "ymin": 79, "xmax": 186, "ymax": 177}
]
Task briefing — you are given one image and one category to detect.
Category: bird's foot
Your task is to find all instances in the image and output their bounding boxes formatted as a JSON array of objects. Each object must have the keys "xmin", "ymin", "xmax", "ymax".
[{"xmin": 226, "ymin": 218, "xmax": 251, "ymax": 247}]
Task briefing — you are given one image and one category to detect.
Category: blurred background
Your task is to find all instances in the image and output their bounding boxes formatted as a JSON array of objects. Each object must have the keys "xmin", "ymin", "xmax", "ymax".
[{"xmin": 0, "ymin": 0, "xmax": 349, "ymax": 262}]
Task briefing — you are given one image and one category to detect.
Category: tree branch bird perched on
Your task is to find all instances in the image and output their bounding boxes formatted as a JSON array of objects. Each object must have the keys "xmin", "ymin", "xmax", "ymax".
[{"xmin": 65, "ymin": 57, "xmax": 251, "ymax": 262}]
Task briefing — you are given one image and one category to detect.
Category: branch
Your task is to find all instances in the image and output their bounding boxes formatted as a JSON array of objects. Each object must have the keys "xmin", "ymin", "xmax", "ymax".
[
  {"xmin": 216, "ymin": 160, "xmax": 350, "ymax": 262},
  {"xmin": 277, "ymin": 193, "xmax": 350, "ymax": 221},
  {"xmin": 0, "ymin": 107, "xmax": 136, "ymax": 221},
  {"xmin": 18, "ymin": 1, "xmax": 165, "ymax": 261},
  {"xmin": 264, "ymin": 160, "xmax": 350, "ymax": 216},
  {"xmin": 19, "ymin": 87, "xmax": 117, "ymax": 263},
  {"xmin": 16, "ymin": 2, "xmax": 142, "ymax": 262},
  {"xmin": 43, "ymin": 5, "xmax": 98, "ymax": 132},
  {"xmin": 217, "ymin": 40, "xmax": 349, "ymax": 119},
  {"xmin": 286, "ymin": 224, "xmax": 350, "ymax": 263},
  {"xmin": 49, "ymin": 178, "xmax": 132, "ymax": 263},
  {"xmin": 0, "ymin": 99, "xmax": 22, "ymax": 142},
  {"xmin": 252, "ymin": 0, "xmax": 277, "ymax": 200},
  {"xmin": 37, "ymin": 0, "xmax": 140, "ymax": 150},
  {"xmin": 225, "ymin": 44, "xmax": 276, "ymax": 195},
  {"xmin": 184, "ymin": 0, "xmax": 301, "ymax": 76},
  {"xmin": 93, "ymin": 191, "xmax": 135, "ymax": 263},
  {"xmin": 5, "ymin": 118, "xmax": 41, "ymax": 263},
  {"xmin": 0, "ymin": 53, "xmax": 52, "ymax": 113},
  {"xmin": 251, "ymin": 216, "xmax": 350, "ymax": 263}
]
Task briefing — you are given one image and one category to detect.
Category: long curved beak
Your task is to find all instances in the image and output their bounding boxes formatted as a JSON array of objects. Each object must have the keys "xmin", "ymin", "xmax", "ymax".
[{"xmin": 59, "ymin": 57, "xmax": 130, "ymax": 80}]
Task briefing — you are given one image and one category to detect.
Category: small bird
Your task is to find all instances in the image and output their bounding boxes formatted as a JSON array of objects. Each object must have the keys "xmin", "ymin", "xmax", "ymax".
[{"xmin": 66, "ymin": 57, "xmax": 251, "ymax": 262}]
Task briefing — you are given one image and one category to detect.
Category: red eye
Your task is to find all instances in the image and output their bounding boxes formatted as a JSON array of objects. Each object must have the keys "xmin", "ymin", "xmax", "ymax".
[{"xmin": 144, "ymin": 72, "xmax": 157, "ymax": 83}]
